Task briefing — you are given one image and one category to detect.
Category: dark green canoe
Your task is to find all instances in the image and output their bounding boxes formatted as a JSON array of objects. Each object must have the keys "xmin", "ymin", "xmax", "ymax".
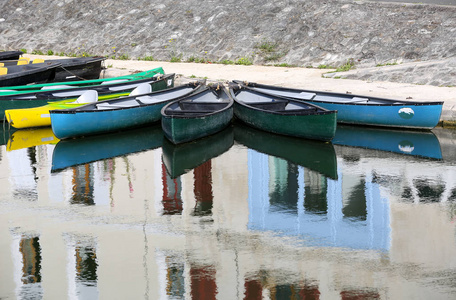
[
  {"xmin": 229, "ymin": 84, "xmax": 337, "ymax": 142},
  {"xmin": 161, "ymin": 83, "xmax": 234, "ymax": 144}
]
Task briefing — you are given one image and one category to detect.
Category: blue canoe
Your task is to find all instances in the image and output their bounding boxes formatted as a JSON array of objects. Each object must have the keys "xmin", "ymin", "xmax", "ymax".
[
  {"xmin": 50, "ymin": 81, "xmax": 204, "ymax": 139},
  {"xmin": 232, "ymin": 80, "xmax": 443, "ymax": 130}
]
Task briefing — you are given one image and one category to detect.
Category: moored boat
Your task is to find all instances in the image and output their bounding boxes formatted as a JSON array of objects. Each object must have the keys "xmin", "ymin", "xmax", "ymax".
[
  {"xmin": 233, "ymin": 80, "xmax": 443, "ymax": 130},
  {"xmin": 0, "ymin": 61, "xmax": 61, "ymax": 87},
  {"xmin": 0, "ymin": 66, "xmax": 164, "ymax": 96},
  {"xmin": 229, "ymin": 83, "xmax": 337, "ymax": 142},
  {"xmin": 161, "ymin": 83, "xmax": 234, "ymax": 144},
  {"xmin": 0, "ymin": 50, "xmax": 23, "ymax": 61},
  {"xmin": 0, "ymin": 72, "xmax": 174, "ymax": 120},
  {"xmin": 0, "ymin": 56, "xmax": 106, "ymax": 82},
  {"xmin": 5, "ymin": 78, "xmax": 169, "ymax": 129},
  {"xmin": 50, "ymin": 81, "xmax": 204, "ymax": 139}
]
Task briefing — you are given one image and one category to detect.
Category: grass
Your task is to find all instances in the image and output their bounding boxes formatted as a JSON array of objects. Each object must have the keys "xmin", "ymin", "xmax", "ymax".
[
  {"xmin": 376, "ymin": 62, "xmax": 399, "ymax": 67},
  {"xmin": 235, "ymin": 57, "xmax": 253, "ymax": 65}
]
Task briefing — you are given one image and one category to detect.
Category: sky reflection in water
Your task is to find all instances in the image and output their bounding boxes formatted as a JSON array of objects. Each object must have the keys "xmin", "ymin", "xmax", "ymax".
[{"xmin": 0, "ymin": 123, "xmax": 455, "ymax": 299}]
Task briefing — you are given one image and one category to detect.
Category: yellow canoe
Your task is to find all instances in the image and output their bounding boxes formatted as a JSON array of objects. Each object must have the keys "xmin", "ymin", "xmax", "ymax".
[
  {"xmin": 7, "ymin": 127, "xmax": 59, "ymax": 151},
  {"xmin": 5, "ymin": 91, "xmax": 130, "ymax": 129},
  {"xmin": 5, "ymin": 82, "xmax": 154, "ymax": 129}
]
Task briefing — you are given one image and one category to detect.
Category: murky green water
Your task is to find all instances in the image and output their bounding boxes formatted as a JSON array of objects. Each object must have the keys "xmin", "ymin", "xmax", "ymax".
[{"xmin": 0, "ymin": 123, "xmax": 455, "ymax": 299}]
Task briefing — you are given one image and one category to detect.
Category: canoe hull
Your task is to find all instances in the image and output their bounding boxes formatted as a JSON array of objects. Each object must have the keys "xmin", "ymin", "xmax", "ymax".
[
  {"xmin": 51, "ymin": 103, "xmax": 166, "ymax": 139},
  {"xmin": 162, "ymin": 109, "xmax": 233, "ymax": 144},
  {"xmin": 0, "ymin": 64, "xmax": 57, "ymax": 87},
  {"xmin": 308, "ymin": 101, "xmax": 442, "ymax": 130},
  {"xmin": 234, "ymin": 102, "xmax": 336, "ymax": 142}
]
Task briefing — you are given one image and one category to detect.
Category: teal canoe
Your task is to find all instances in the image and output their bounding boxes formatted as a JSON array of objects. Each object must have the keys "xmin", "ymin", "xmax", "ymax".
[
  {"xmin": 50, "ymin": 81, "xmax": 204, "ymax": 140},
  {"xmin": 229, "ymin": 84, "xmax": 337, "ymax": 142},
  {"xmin": 161, "ymin": 83, "xmax": 234, "ymax": 144}
]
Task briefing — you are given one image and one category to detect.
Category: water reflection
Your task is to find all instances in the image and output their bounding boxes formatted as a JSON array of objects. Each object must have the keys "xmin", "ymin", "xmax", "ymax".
[
  {"xmin": 162, "ymin": 125, "xmax": 234, "ymax": 178},
  {"xmin": 333, "ymin": 124, "xmax": 443, "ymax": 160},
  {"xmin": 51, "ymin": 124, "xmax": 163, "ymax": 172},
  {"xmin": 0, "ymin": 122, "xmax": 455, "ymax": 299}
]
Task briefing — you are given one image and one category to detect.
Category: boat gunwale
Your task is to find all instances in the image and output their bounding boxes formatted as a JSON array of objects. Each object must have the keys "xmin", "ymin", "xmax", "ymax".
[
  {"xmin": 161, "ymin": 85, "xmax": 234, "ymax": 120},
  {"xmin": 0, "ymin": 73, "xmax": 175, "ymax": 101},
  {"xmin": 230, "ymin": 86, "xmax": 337, "ymax": 117},
  {"xmin": 232, "ymin": 80, "xmax": 444, "ymax": 106},
  {"xmin": 49, "ymin": 80, "xmax": 204, "ymax": 115}
]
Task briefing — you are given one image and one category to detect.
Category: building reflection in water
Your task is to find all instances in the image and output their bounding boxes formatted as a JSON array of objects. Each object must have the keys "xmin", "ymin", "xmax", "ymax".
[
  {"xmin": 192, "ymin": 160, "xmax": 213, "ymax": 217},
  {"xmin": 65, "ymin": 235, "xmax": 99, "ymax": 299},
  {"xmin": 247, "ymin": 149, "xmax": 391, "ymax": 251},
  {"xmin": 161, "ymin": 163, "xmax": 183, "ymax": 215},
  {"xmin": 70, "ymin": 165, "xmax": 95, "ymax": 206},
  {"xmin": 11, "ymin": 234, "xmax": 43, "ymax": 299}
]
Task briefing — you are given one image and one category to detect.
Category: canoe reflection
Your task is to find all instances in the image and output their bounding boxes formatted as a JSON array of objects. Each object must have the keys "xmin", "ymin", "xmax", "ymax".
[
  {"xmin": 233, "ymin": 121, "xmax": 338, "ymax": 179},
  {"xmin": 161, "ymin": 125, "xmax": 234, "ymax": 179},
  {"xmin": 7, "ymin": 127, "xmax": 58, "ymax": 151},
  {"xmin": 332, "ymin": 124, "xmax": 442, "ymax": 160},
  {"xmin": 51, "ymin": 124, "xmax": 163, "ymax": 172}
]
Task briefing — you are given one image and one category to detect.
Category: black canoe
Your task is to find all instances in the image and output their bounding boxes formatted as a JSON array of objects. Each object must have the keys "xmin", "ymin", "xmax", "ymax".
[
  {"xmin": 0, "ymin": 62, "xmax": 61, "ymax": 87},
  {"xmin": 0, "ymin": 50, "xmax": 23, "ymax": 61}
]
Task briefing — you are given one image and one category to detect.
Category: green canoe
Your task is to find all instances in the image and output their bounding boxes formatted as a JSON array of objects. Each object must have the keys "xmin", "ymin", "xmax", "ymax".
[
  {"xmin": 161, "ymin": 83, "xmax": 234, "ymax": 144},
  {"xmin": 0, "ymin": 66, "xmax": 164, "ymax": 96},
  {"xmin": 229, "ymin": 84, "xmax": 337, "ymax": 142}
]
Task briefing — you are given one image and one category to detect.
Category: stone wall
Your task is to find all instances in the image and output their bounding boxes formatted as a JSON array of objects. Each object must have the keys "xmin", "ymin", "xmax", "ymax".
[{"xmin": 0, "ymin": 0, "xmax": 455, "ymax": 82}]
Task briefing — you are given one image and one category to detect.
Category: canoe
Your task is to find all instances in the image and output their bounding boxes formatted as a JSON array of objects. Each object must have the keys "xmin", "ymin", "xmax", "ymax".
[
  {"xmin": 50, "ymin": 81, "xmax": 205, "ymax": 139},
  {"xmin": 162, "ymin": 125, "xmax": 234, "ymax": 178},
  {"xmin": 233, "ymin": 121, "xmax": 338, "ymax": 179},
  {"xmin": 161, "ymin": 84, "xmax": 234, "ymax": 144},
  {"xmin": 229, "ymin": 84, "xmax": 337, "ymax": 142},
  {"xmin": 5, "ymin": 75, "xmax": 173, "ymax": 129},
  {"xmin": 6, "ymin": 127, "xmax": 58, "ymax": 151},
  {"xmin": 0, "ymin": 61, "xmax": 61, "ymax": 87},
  {"xmin": 0, "ymin": 50, "xmax": 23, "ymax": 61},
  {"xmin": 51, "ymin": 124, "xmax": 163, "ymax": 172},
  {"xmin": 0, "ymin": 66, "xmax": 164, "ymax": 96},
  {"xmin": 0, "ymin": 56, "xmax": 105, "ymax": 81},
  {"xmin": 233, "ymin": 80, "xmax": 443, "ymax": 130},
  {"xmin": 332, "ymin": 124, "xmax": 442, "ymax": 160},
  {"xmin": 0, "ymin": 72, "xmax": 175, "ymax": 120},
  {"xmin": 37, "ymin": 56, "xmax": 106, "ymax": 82}
]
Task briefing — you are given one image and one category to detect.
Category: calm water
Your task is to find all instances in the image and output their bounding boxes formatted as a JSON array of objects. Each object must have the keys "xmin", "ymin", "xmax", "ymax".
[{"xmin": 0, "ymin": 122, "xmax": 455, "ymax": 299}]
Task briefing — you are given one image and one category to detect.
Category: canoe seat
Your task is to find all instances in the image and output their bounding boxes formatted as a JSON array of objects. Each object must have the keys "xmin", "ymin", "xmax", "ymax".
[
  {"xmin": 0, "ymin": 67, "xmax": 7, "ymax": 75},
  {"xmin": 166, "ymin": 110, "xmax": 216, "ymax": 116},
  {"xmin": 248, "ymin": 101, "xmax": 288, "ymax": 111},
  {"xmin": 179, "ymin": 102, "xmax": 228, "ymax": 111},
  {"xmin": 129, "ymin": 83, "xmax": 152, "ymax": 96},
  {"xmin": 96, "ymin": 99, "xmax": 140, "ymax": 110}
]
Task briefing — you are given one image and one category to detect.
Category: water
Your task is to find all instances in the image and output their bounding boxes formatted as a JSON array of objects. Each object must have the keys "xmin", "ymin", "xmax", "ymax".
[{"xmin": 0, "ymin": 122, "xmax": 455, "ymax": 299}]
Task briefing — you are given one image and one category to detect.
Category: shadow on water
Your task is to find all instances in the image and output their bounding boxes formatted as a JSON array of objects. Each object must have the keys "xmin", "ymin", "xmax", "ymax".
[
  {"xmin": 51, "ymin": 124, "xmax": 164, "ymax": 172},
  {"xmin": 161, "ymin": 125, "xmax": 234, "ymax": 179},
  {"xmin": 233, "ymin": 121, "xmax": 338, "ymax": 180}
]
